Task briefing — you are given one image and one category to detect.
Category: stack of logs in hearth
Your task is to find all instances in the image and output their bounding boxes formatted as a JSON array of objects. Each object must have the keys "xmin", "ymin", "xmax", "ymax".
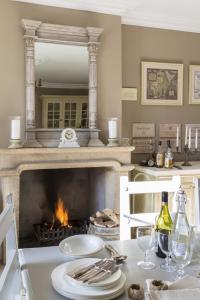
[{"xmin": 88, "ymin": 209, "xmax": 120, "ymax": 240}]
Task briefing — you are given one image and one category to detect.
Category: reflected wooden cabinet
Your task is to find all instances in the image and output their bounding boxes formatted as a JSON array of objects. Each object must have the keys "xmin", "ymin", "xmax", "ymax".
[{"xmin": 41, "ymin": 95, "xmax": 88, "ymax": 129}]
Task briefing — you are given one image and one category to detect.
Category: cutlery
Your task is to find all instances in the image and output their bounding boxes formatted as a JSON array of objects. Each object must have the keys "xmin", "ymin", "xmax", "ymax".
[
  {"xmin": 105, "ymin": 244, "xmax": 127, "ymax": 263},
  {"xmin": 67, "ymin": 259, "xmax": 107, "ymax": 278},
  {"xmin": 79, "ymin": 260, "xmax": 114, "ymax": 282},
  {"xmin": 87, "ymin": 265, "xmax": 118, "ymax": 284}
]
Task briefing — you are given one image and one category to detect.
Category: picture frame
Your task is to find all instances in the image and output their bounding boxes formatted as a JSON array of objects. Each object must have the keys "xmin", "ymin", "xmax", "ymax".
[
  {"xmin": 141, "ymin": 62, "xmax": 183, "ymax": 106},
  {"xmin": 189, "ymin": 65, "xmax": 200, "ymax": 104},
  {"xmin": 121, "ymin": 87, "xmax": 137, "ymax": 101},
  {"xmin": 132, "ymin": 123, "xmax": 155, "ymax": 138}
]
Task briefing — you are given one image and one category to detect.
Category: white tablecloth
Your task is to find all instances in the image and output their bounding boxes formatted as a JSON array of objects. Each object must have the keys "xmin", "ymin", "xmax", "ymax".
[{"xmin": 20, "ymin": 239, "xmax": 199, "ymax": 300}]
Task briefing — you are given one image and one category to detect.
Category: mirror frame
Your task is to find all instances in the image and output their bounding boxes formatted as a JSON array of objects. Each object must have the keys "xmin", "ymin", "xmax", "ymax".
[{"xmin": 21, "ymin": 19, "xmax": 103, "ymax": 147}]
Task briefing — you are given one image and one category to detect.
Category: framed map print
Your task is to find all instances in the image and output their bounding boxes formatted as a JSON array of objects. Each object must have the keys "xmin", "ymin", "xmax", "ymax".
[
  {"xmin": 189, "ymin": 65, "xmax": 200, "ymax": 104},
  {"xmin": 141, "ymin": 62, "xmax": 183, "ymax": 106}
]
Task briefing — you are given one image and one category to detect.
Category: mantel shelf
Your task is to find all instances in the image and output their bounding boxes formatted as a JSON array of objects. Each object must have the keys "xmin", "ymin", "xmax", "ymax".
[{"xmin": 0, "ymin": 146, "xmax": 134, "ymax": 155}]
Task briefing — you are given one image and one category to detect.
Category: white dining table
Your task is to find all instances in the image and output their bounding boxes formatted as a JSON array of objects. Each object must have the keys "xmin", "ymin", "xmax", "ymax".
[{"xmin": 20, "ymin": 239, "xmax": 200, "ymax": 300}]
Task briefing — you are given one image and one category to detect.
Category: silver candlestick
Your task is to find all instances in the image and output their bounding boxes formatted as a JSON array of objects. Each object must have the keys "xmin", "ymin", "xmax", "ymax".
[{"xmin": 182, "ymin": 144, "xmax": 192, "ymax": 166}]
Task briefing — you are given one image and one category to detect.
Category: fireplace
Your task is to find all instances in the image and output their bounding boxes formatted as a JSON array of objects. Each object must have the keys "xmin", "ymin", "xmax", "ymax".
[
  {"xmin": 19, "ymin": 168, "xmax": 107, "ymax": 247},
  {"xmin": 0, "ymin": 147, "xmax": 134, "ymax": 249}
]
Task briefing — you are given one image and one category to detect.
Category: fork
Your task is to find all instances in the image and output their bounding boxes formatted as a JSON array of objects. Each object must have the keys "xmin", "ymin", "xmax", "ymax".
[
  {"xmin": 105, "ymin": 244, "xmax": 127, "ymax": 263},
  {"xmin": 68, "ymin": 258, "xmax": 107, "ymax": 279},
  {"xmin": 78, "ymin": 260, "xmax": 114, "ymax": 282}
]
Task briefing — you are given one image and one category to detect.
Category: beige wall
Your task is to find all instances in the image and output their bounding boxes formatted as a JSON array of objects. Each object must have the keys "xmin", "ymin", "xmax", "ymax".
[
  {"xmin": 122, "ymin": 25, "xmax": 200, "ymax": 160},
  {"xmin": 0, "ymin": 0, "xmax": 121, "ymax": 147}
]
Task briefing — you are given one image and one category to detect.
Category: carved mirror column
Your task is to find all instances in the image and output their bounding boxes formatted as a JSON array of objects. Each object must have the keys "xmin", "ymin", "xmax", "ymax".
[{"xmin": 22, "ymin": 20, "xmax": 42, "ymax": 147}]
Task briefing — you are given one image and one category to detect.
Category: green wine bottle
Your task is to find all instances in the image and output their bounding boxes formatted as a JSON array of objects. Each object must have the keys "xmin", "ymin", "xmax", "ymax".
[{"xmin": 155, "ymin": 191, "xmax": 173, "ymax": 258}]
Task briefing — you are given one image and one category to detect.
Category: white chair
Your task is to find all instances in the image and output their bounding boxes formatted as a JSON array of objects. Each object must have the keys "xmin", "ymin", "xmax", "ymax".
[
  {"xmin": 194, "ymin": 177, "xmax": 200, "ymax": 231},
  {"xmin": 120, "ymin": 175, "xmax": 181, "ymax": 240},
  {"xmin": 0, "ymin": 194, "xmax": 34, "ymax": 300}
]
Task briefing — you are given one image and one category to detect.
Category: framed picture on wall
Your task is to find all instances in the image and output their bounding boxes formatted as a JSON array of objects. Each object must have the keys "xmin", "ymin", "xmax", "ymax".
[
  {"xmin": 189, "ymin": 65, "xmax": 200, "ymax": 104},
  {"xmin": 121, "ymin": 87, "xmax": 137, "ymax": 101},
  {"xmin": 141, "ymin": 62, "xmax": 183, "ymax": 106}
]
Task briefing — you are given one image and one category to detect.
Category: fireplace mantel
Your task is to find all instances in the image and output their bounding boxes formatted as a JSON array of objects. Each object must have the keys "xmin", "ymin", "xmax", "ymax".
[
  {"xmin": 0, "ymin": 147, "xmax": 134, "ymax": 233},
  {"xmin": 0, "ymin": 147, "xmax": 134, "ymax": 173}
]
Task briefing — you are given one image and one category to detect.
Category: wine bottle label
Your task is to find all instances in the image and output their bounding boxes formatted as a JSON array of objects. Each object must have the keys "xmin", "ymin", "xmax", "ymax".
[
  {"xmin": 156, "ymin": 154, "xmax": 164, "ymax": 167},
  {"xmin": 165, "ymin": 158, "xmax": 173, "ymax": 168}
]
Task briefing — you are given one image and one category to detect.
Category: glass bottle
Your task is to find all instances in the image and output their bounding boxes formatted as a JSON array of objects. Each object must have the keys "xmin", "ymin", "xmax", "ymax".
[
  {"xmin": 164, "ymin": 140, "xmax": 173, "ymax": 168},
  {"xmin": 155, "ymin": 191, "xmax": 173, "ymax": 258},
  {"xmin": 156, "ymin": 141, "xmax": 164, "ymax": 168},
  {"xmin": 172, "ymin": 187, "xmax": 192, "ymax": 278}
]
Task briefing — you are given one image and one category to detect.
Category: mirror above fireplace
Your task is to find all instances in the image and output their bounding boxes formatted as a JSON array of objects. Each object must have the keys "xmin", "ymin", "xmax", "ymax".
[
  {"xmin": 21, "ymin": 19, "xmax": 104, "ymax": 147},
  {"xmin": 35, "ymin": 42, "xmax": 89, "ymax": 129}
]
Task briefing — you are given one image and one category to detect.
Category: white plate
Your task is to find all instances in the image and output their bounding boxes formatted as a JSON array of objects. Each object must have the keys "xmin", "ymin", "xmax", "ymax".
[
  {"xmin": 64, "ymin": 258, "xmax": 122, "ymax": 288},
  {"xmin": 51, "ymin": 261, "xmax": 126, "ymax": 299},
  {"xmin": 59, "ymin": 234, "xmax": 105, "ymax": 258},
  {"xmin": 52, "ymin": 280, "xmax": 125, "ymax": 300}
]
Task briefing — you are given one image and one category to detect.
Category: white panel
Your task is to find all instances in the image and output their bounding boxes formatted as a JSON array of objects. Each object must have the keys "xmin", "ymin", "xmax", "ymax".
[{"xmin": 14, "ymin": 0, "xmax": 200, "ymax": 33}]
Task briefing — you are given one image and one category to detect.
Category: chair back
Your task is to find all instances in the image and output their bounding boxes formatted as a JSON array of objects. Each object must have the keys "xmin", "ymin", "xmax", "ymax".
[
  {"xmin": 120, "ymin": 175, "xmax": 181, "ymax": 240},
  {"xmin": 0, "ymin": 194, "xmax": 27, "ymax": 299}
]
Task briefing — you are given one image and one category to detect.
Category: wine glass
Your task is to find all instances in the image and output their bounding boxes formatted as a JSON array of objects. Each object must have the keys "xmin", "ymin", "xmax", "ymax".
[
  {"xmin": 172, "ymin": 229, "xmax": 194, "ymax": 279},
  {"xmin": 136, "ymin": 226, "xmax": 155, "ymax": 270},
  {"xmin": 158, "ymin": 231, "xmax": 176, "ymax": 272},
  {"xmin": 191, "ymin": 227, "xmax": 200, "ymax": 268}
]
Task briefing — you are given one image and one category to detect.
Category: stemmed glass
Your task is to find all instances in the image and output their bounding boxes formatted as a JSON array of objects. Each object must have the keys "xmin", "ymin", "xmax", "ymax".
[
  {"xmin": 136, "ymin": 226, "xmax": 155, "ymax": 270},
  {"xmin": 191, "ymin": 227, "xmax": 200, "ymax": 268},
  {"xmin": 158, "ymin": 231, "xmax": 176, "ymax": 272},
  {"xmin": 171, "ymin": 229, "xmax": 194, "ymax": 279}
]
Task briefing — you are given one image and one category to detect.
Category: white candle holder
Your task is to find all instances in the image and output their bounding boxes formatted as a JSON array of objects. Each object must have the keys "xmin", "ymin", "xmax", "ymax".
[
  {"xmin": 107, "ymin": 138, "xmax": 119, "ymax": 147},
  {"xmin": 107, "ymin": 117, "xmax": 119, "ymax": 147},
  {"xmin": 8, "ymin": 116, "xmax": 23, "ymax": 149},
  {"xmin": 8, "ymin": 139, "xmax": 23, "ymax": 149}
]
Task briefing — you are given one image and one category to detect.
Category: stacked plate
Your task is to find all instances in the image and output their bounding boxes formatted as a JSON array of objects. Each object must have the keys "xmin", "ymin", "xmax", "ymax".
[{"xmin": 51, "ymin": 258, "xmax": 126, "ymax": 300}]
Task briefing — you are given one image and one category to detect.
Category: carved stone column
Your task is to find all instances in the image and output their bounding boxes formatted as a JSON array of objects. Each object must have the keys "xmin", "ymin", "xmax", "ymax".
[
  {"xmin": 88, "ymin": 42, "xmax": 98, "ymax": 129},
  {"xmin": 25, "ymin": 36, "xmax": 36, "ymax": 129},
  {"xmin": 22, "ymin": 19, "xmax": 42, "ymax": 147},
  {"xmin": 87, "ymin": 27, "xmax": 104, "ymax": 147}
]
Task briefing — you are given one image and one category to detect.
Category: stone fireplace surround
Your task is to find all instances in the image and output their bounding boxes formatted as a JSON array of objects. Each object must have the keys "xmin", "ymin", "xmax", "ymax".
[{"xmin": 0, "ymin": 147, "xmax": 134, "ymax": 242}]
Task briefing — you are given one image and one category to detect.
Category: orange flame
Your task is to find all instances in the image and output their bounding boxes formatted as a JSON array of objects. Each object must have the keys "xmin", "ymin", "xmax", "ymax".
[{"xmin": 55, "ymin": 198, "xmax": 69, "ymax": 226}]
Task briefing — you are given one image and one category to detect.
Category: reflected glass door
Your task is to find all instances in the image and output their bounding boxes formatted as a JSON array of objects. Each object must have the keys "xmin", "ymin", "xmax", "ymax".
[
  {"xmin": 81, "ymin": 102, "xmax": 88, "ymax": 128},
  {"xmin": 47, "ymin": 102, "xmax": 62, "ymax": 128},
  {"xmin": 64, "ymin": 102, "xmax": 77, "ymax": 128}
]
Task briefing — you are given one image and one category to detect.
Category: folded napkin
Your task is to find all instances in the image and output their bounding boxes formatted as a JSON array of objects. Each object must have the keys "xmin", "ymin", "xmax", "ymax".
[{"xmin": 147, "ymin": 275, "xmax": 200, "ymax": 300}]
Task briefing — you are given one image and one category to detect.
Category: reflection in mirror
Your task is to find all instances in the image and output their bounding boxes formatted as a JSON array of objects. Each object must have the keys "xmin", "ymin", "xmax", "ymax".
[{"xmin": 35, "ymin": 42, "xmax": 89, "ymax": 129}]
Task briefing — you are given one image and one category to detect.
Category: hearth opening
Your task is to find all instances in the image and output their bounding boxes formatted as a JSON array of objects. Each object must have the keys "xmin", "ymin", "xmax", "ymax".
[{"xmin": 19, "ymin": 167, "xmax": 108, "ymax": 248}]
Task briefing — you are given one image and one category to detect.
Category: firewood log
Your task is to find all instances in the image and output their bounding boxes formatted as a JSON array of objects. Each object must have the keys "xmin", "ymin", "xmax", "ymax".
[
  {"xmin": 93, "ymin": 219, "xmax": 106, "ymax": 228},
  {"xmin": 104, "ymin": 221, "xmax": 117, "ymax": 228},
  {"xmin": 102, "ymin": 208, "xmax": 120, "ymax": 225}
]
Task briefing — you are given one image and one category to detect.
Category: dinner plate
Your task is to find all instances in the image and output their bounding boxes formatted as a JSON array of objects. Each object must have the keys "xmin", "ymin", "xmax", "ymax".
[
  {"xmin": 52, "ymin": 280, "xmax": 125, "ymax": 300},
  {"xmin": 64, "ymin": 258, "xmax": 122, "ymax": 288},
  {"xmin": 59, "ymin": 234, "xmax": 105, "ymax": 258},
  {"xmin": 51, "ymin": 261, "xmax": 126, "ymax": 299}
]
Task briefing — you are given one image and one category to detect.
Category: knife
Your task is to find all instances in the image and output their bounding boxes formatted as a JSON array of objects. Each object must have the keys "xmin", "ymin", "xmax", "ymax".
[
  {"xmin": 78, "ymin": 260, "xmax": 113, "ymax": 282},
  {"xmin": 75, "ymin": 260, "xmax": 112, "ymax": 281},
  {"xmin": 78, "ymin": 260, "xmax": 114, "ymax": 282},
  {"xmin": 67, "ymin": 259, "xmax": 107, "ymax": 278},
  {"xmin": 87, "ymin": 266, "xmax": 118, "ymax": 284}
]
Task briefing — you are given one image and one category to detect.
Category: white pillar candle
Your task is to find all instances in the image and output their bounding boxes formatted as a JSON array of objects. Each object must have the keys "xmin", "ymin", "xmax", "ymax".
[
  {"xmin": 185, "ymin": 126, "xmax": 188, "ymax": 145},
  {"xmin": 108, "ymin": 118, "xmax": 118, "ymax": 139},
  {"xmin": 195, "ymin": 128, "xmax": 198, "ymax": 149},
  {"xmin": 188, "ymin": 127, "xmax": 191, "ymax": 149},
  {"xmin": 176, "ymin": 126, "xmax": 179, "ymax": 147},
  {"xmin": 10, "ymin": 117, "xmax": 21, "ymax": 140}
]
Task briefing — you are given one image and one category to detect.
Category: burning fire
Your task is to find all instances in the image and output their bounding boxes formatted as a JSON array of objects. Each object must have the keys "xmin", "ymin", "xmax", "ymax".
[{"xmin": 55, "ymin": 198, "xmax": 69, "ymax": 227}]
